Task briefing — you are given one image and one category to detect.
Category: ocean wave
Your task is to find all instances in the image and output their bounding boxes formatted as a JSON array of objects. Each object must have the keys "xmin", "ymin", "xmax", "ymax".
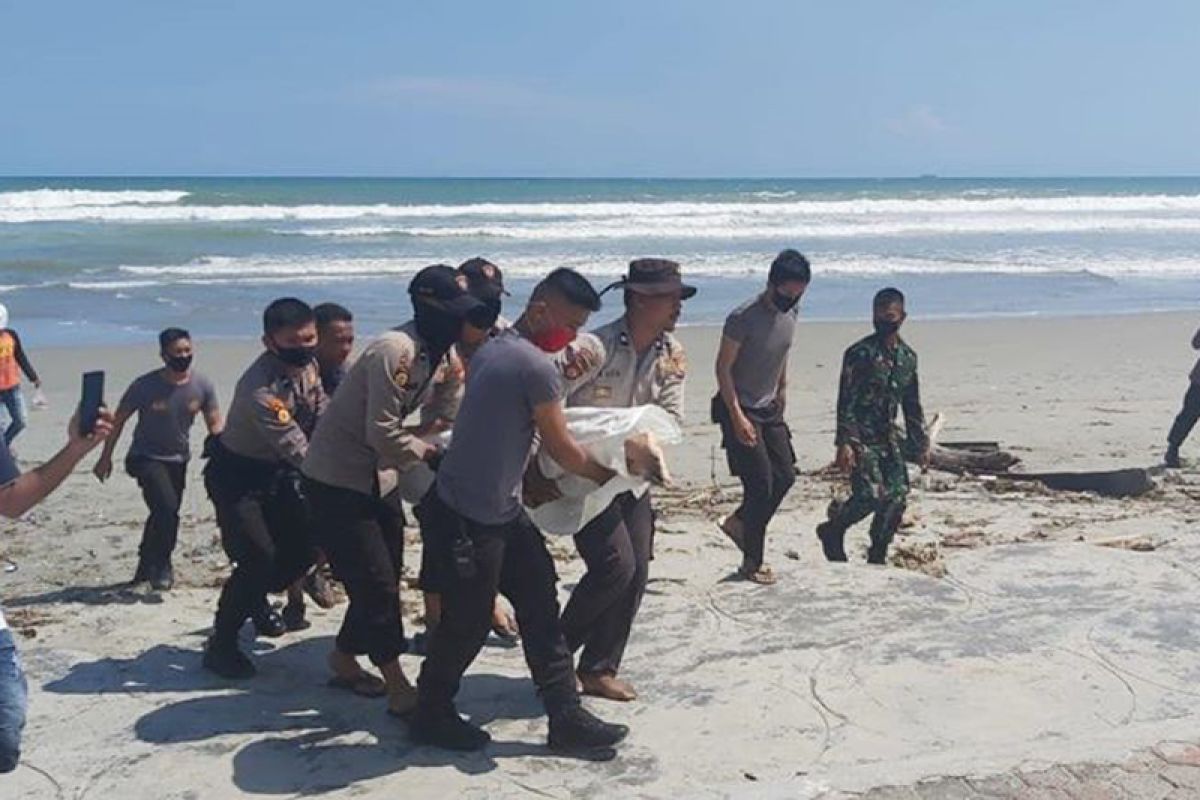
[
  {"xmin": 275, "ymin": 216, "xmax": 1200, "ymax": 241},
  {"xmin": 3, "ymin": 193, "xmax": 1200, "ymax": 225},
  {"xmin": 62, "ymin": 253, "xmax": 1199, "ymax": 289},
  {"xmin": 0, "ymin": 189, "xmax": 190, "ymax": 210}
]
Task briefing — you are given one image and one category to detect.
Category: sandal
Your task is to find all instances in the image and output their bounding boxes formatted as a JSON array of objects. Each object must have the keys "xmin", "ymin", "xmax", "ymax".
[{"xmin": 738, "ymin": 564, "xmax": 777, "ymax": 586}]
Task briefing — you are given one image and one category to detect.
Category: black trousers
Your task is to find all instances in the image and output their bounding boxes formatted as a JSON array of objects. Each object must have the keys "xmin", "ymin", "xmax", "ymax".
[
  {"xmin": 1169, "ymin": 382, "xmax": 1200, "ymax": 448},
  {"xmin": 127, "ymin": 457, "xmax": 187, "ymax": 571},
  {"xmin": 416, "ymin": 490, "xmax": 578, "ymax": 716},
  {"xmin": 206, "ymin": 454, "xmax": 316, "ymax": 645},
  {"xmin": 305, "ymin": 478, "xmax": 407, "ymax": 666},
  {"xmin": 561, "ymin": 491, "xmax": 652, "ymax": 676},
  {"xmin": 714, "ymin": 401, "xmax": 796, "ymax": 569}
]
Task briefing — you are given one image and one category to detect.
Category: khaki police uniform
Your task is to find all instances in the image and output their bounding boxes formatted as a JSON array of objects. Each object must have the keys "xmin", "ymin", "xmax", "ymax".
[
  {"xmin": 560, "ymin": 315, "xmax": 688, "ymax": 677},
  {"xmin": 301, "ymin": 323, "xmax": 461, "ymax": 665},
  {"xmin": 205, "ymin": 352, "xmax": 327, "ymax": 648}
]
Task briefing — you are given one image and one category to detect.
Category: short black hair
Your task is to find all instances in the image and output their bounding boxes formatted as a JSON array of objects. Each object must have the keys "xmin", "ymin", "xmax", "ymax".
[
  {"xmin": 263, "ymin": 298, "xmax": 315, "ymax": 335},
  {"xmin": 159, "ymin": 327, "xmax": 190, "ymax": 351},
  {"xmin": 768, "ymin": 249, "xmax": 812, "ymax": 286},
  {"xmin": 314, "ymin": 302, "xmax": 353, "ymax": 328},
  {"xmin": 873, "ymin": 287, "xmax": 906, "ymax": 309},
  {"xmin": 531, "ymin": 268, "xmax": 602, "ymax": 312}
]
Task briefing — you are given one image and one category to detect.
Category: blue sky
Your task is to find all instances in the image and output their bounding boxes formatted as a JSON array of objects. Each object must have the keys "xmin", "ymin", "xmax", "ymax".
[{"xmin": 1, "ymin": 1, "xmax": 1197, "ymax": 177}]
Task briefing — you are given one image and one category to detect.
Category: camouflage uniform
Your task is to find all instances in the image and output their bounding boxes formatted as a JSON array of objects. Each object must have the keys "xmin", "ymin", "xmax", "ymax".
[{"xmin": 824, "ymin": 333, "xmax": 927, "ymax": 564}]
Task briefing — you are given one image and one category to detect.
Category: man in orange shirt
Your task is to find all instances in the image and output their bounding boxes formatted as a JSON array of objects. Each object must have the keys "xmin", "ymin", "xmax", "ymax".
[{"xmin": 0, "ymin": 304, "xmax": 41, "ymax": 446}]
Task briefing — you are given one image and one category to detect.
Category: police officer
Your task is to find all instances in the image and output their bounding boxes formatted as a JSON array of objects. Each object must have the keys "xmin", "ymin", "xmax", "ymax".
[
  {"xmin": 202, "ymin": 298, "xmax": 327, "ymax": 679},
  {"xmin": 416, "ymin": 258, "xmax": 519, "ymax": 650},
  {"xmin": 302, "ymin": 265, "xmax": 481, "ymax": 717},
  {"xmin": 555, "ymin": 258, "xmax": 693, "ymax": 702},
  {"xmin": 413, "ymin": 268, "xmax": 654, "ymax": 758}
]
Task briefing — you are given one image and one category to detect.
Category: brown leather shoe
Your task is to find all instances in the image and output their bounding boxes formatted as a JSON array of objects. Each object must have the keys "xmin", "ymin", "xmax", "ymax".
[{"xmin": 578, "ymin": 671, "xmax": 638, "ymax": 702}]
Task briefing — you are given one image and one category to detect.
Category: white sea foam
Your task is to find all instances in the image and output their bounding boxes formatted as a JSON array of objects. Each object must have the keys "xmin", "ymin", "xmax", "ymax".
[
  {"xmin": 0, "ymin": 189, "xmax": 190, "ymax": 211},
  {"xmin": 62, "ymin": 253, "xmax": 1195, "ymax": 291},
  {"xmin": 3, "ymin": 193, "xmax": 1200, "ymax": 228}
]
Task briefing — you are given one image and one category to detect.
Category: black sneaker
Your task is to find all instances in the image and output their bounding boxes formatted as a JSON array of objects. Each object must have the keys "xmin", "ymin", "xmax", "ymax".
[
  {"xmin": 252, "ymin": 604, "xmax": 287, "ymax": 638},
  {"xmin": 548, "ymin": 705, "xmax": 629, "ymax": 753},
  {"xmin": 150, "ymin": 562, "xmax": 175, "ymax": 592},
  {"xmin": 1166, "ymin": 447, "xmax": 1183, "ymax": 469},
  {"xmin": 409, "ymin": 709, "xmax": 491, "ymax": 752},
  {"xmin": 281, "ymin": 602, "xmax": 310, "ymax": 632},
  {"xmin": 816, "ymin": 522, "xmax": 848, "ymax": 562},
  {"xmin": 202, "ymin": 638, "xmax": 256, "ymax": 679}
]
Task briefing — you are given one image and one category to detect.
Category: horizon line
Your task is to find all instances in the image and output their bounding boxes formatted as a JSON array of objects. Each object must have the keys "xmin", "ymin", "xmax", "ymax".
[{"xmin": 3, "ymin": 173, "xmax": 1200, "ymax": 182}]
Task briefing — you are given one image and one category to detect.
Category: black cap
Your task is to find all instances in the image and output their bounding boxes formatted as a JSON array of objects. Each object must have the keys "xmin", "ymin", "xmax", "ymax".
[
  {"xmin": 409, "ymin": 264, "xmax": 486, "ymax": 317},
  {"xmin": 458, "ymin": 257, "xmax": 509, "ymax": 299}
]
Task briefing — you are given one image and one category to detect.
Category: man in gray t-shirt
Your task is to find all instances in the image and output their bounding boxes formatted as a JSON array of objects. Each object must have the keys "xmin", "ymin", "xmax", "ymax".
[
  {"xmin": 94, "ymin": 329, "xmax": 223, "ymax": 590},
  {"xmin": 415, "ymin": 268, "xmax": 652, "ymax": 759},
  {"xmin": 714, "ymin": 250, "xmax": 811, "ymax": 585}
]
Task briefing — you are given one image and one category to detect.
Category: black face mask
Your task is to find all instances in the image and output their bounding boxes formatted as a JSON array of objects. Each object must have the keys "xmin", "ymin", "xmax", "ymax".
[
  {"xmin": 771, "ymin": 290, "xmax": 799, "ymax": 313},
  {"xmin": 413, "ymin": 301, "xmax": 464, "ymax": 357},
  {"xmin": 274, "ymin": 345, "xmax": 316, "ymax": 368},
  {"xmin": 165, "ymin": 354, "xmax": 193, "ymax": 374},
  {"xmin": 874, "ymin": 319, "xmax": 902, "ymax": 337}
]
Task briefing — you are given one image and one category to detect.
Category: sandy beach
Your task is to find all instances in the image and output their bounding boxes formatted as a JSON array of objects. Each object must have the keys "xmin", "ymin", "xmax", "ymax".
[{"xmin": 5, "ymin": 310, "xmax": 1200, "ymax": 798}]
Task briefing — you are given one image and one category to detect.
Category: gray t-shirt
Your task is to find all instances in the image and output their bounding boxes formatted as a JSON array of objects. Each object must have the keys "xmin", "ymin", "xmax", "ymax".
[
  {"xmin": 437, "ymin": 329, "xmax": 563, "ymax": 525},
  {"xmin": 722, "ymin": 295, "xmax": 798, "ymax": 410},
  {"xmin": 119, "ymin": 370, "xmax": 218, "ymax": 462}
]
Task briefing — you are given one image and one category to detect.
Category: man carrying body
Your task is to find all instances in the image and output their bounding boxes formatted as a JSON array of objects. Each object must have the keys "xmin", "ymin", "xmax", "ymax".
[
  {"xmin": 817, "ymin": 288, "xmax": 929, "ymax": 565},
  {"xmin": 93, "ymin": 328, "xmax": 222, "ymax": 590},
  {"xmin": 281, "ymin": 302, "xmax": 355, "ymax": 626},
  {"xmin": 302, "ymin": 265, "xmax": 479, "ymax": 717},
  {"xmin": 713, "ymin": 250, "xmax": 810, "ymax": 585},
  {"xmin": 202, "ymin": 299, "xmax": 327, "ymax": 678},
  {"xmin": 413, "ymin": 268, "xmax": 651, "ymax": 757},
  {"xmin": 415, "ymin": 257, "xmax": 519, "ymax": 650},
  {"xmin": 554, "ymin": 258, "xmax": 693, "ymax": 702},
  {"xmin": 1, "ymin": 409, "xmax": 113, "ymax": 772}
]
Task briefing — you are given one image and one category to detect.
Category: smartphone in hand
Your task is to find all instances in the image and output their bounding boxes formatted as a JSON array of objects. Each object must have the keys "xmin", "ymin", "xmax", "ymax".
[{"xmin": 78, "ymin": 371, "xmax": 105, "ymax": 436}]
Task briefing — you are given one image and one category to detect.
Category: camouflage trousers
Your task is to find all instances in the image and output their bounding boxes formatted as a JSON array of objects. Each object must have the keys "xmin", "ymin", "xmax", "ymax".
[{"xmin": 827, "ymin": 441, "xmax": 909, "ymax": 563}]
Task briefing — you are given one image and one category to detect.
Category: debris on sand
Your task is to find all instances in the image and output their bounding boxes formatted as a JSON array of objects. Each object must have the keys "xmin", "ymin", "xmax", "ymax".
[
  {"xmin": 1090, "ymin": 535, "xmax": 1162, "ymax": 552},
  {"xmin": 890, "ymin": 540, "xmax": 947, "ymax": 578}
]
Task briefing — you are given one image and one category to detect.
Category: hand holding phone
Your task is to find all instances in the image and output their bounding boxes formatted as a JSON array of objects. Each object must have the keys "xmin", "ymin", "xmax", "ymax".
[{"xmin": 78, "ymin": 371, "xmax": 105, "ymax": 437}]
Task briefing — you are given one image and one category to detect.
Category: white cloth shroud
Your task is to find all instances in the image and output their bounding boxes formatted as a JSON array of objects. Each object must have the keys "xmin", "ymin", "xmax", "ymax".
[{"xmin": 393, "ymin": 405, "xmax": 682, "ymax": 535}]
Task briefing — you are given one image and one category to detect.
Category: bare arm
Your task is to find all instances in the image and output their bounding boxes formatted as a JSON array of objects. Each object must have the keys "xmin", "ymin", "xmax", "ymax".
[
  {"xmin": 93, "ymin": 406, "xmax": 135, "ymax": 482},
  {"xmin": 776, "ymin": 357, "xmax": 789, "ymax": 409},
  {"xmin": 715, "ymin": 334, "xmax": 757, "ymax": 447},
  {"xmin": 715, "ymin": 335, "xmax": 743, "ymax": 418},
  {"xmin": 2, "ymin": 411, "xmax": 112, "ymax": 518},
  {"xmin": 204, "ymin": 406, "xmax": 224, "ymax": 435},
  {"xmin": 532, "ymin": 399, "xmax": 614, "ymax": 486}
]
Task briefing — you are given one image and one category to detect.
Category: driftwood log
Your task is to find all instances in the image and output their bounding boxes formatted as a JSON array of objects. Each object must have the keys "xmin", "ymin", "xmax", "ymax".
[
  {"xmin": 904, "ymin": 413, "xmax": 1152, "ymax": 497},
  {"xmin": 1000, "ymin": 469, "xmax": 1154, "ymax": 498},
  {"xmin": 904, "ymin": 413, "xmax": 1022, "ymax": 475}
]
